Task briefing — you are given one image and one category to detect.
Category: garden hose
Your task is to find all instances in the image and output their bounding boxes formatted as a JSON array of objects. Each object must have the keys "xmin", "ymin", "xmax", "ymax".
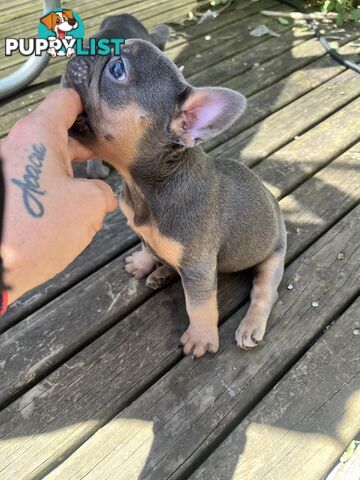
[{"xmin": 279, "ymin": 0, "xmax": 360, "ymax": 73}]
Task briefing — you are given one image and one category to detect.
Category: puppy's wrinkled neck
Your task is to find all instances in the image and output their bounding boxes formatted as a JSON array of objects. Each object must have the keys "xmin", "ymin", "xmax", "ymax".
[
  {"xmin": 121, "ymin": 143, "xmax": 209, "ymax": 228},
  {"xmin": 130, "ymin": 143, "xmax": 207, "ymax": 194}
]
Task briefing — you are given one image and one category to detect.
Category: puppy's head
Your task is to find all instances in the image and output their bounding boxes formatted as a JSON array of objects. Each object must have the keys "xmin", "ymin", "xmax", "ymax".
[
  {"xmin": 41, "ymin": 9, "xmax": 78, "ymax": 38},
  {"xmin": 65, "ymin": 39, "xmax": 246, "ymax": 171}
]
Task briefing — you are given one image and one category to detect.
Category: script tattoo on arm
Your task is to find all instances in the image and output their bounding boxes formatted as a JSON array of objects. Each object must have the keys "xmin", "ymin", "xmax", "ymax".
[{"xmin": 11, "ymin": 143, "xmax": 47, "ymax": 218}]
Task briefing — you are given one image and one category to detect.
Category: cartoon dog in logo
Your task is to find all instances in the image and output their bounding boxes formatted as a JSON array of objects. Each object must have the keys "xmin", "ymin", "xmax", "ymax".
[{"xmin": 40, "ymin": 9, "xmax": 78, "ymax": 57}]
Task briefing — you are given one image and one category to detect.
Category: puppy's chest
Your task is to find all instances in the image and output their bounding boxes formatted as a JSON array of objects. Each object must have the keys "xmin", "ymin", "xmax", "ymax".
[{"xmin": 119, "ymin": 197, "xmax": 183, "ymax": 269}]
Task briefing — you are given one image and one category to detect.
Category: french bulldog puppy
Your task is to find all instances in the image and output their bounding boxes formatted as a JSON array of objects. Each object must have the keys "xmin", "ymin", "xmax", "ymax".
[
  {"xmin": 64, "ymin": 14, "xmax": 286, "ymax": 358},
  {"xmin": 62, "ymin": 14, "xmax": 169, "ymax": 178}
]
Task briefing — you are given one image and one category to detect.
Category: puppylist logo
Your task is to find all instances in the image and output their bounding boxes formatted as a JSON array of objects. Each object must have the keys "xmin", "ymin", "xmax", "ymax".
[{"xmin": 5, "ymin": 8, "xmax": 124, "ymax": 58}]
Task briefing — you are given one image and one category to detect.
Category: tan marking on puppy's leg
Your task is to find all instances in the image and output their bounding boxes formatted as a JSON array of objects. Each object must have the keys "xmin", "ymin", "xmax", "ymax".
[
  {"xmin": 146, "ymin": 264, "xmax": 178, "ymax": 290},
  {"xmin": 125, "ymin": 247, "xmax": 158, "ymax": 280},
  {"xmin": 119, "ymin": 197, "xmax": 183, "ymax": 270},
  {"xmin": 236, "ymin": 248, "xmax": 285, "ymax": 350},
  {"xmin": 144, "ymin": 232, "xmax": 183, "ymax": 269},
  {"xmin": 181, "ymin": 291, "xmax": 219, "ymax": 358}
]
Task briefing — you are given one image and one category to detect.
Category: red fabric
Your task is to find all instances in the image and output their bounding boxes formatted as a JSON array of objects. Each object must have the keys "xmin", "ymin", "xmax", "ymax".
[{"xmin": 0, "ymin": 290, "xmax": 8, "ymax": 316}]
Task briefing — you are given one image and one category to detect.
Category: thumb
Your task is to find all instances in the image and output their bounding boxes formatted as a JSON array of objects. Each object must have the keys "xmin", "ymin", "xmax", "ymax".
[{"xmin": 76, "ymin": 178, "xmax": 118, "ymax": 214}]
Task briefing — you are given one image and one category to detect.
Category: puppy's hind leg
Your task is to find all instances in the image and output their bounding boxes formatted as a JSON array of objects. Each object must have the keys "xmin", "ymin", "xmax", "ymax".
[
  {"xmin": 236, "ymin": 222, "xmax": 286, "ymax": 350},
  {"xmin": 146, "ymin": 264, "xmax": 178, "ymax": 290}
]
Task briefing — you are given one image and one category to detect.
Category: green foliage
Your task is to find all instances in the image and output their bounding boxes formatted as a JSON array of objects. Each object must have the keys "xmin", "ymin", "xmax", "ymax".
[
  {"xmin": 277, "ymin": 16, "xmax": 290, "ymax": 25},
  {"xmin": 322, "ymin": 0, "xmax": 360, "ymax": 26}
]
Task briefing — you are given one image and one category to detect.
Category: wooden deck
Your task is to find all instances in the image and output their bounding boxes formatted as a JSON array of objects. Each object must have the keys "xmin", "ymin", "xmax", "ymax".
[{"xmin": 0, "ymin": 0, "xmax": 359, "ymax": 478}]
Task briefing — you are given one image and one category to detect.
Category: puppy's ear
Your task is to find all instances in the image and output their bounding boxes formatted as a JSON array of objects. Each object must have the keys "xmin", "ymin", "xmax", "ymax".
[
  {"xmin": 150, "ymin": 24, "xmax": 170, "ymax": 51},
  {"xmin": 40, "ymin": 12, "xmax": 57, "ymax": 31},
  {"xmin": 63, "ymin": 9, "xmax": 74, "ymax": 20},
  {"xmin": 170, "ymin": 87, "xmax": 246, "ymax": 147}
]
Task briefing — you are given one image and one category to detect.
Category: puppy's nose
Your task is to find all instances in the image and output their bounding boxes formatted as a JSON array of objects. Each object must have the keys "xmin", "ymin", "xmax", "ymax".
[{"xmin": 68, "ymin": 18, "xmax": 76, "ymax": 26}]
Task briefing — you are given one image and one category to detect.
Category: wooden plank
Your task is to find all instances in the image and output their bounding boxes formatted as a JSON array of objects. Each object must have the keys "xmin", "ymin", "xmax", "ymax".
[
  {"xmin": 0, "ymin": 0, "xmax": 171, "ymax": 25},
  {"xmin": 0, "ymin": 144, "xmax": 358, "ymax": 479},
  {"xmin": 3, "ymin": 23, "xmax": 301, "ymax": 121},
  {"xmin": 188, "ymin": 26, "xmax": 311, "ymax": 86},
  {"xmin": 1, "ymin": 0, "xmax": 276, "ymax": 76},
  {"xmin": 211, "ymin": 67, "xmax": 360, "ymax": 166},
  {"xmin": 0, "ymin": 0, "xmax": 197, "ymax": 41},
  {"xmin": 0, "ymin": 0, "xmax": 35, "ymax": 14},
  {"xmin": 0, "ymin": 173, "xmax": 138, "ymax": 333},
  {"xmin": 0, "ymin": 0, "xmax": 199, "ymax": 75},
  {"xmin": 2, "ymin": 31, "xmax": 356, "ymax": 142},
  {"xmin": 0, "ymin": 0, "xmax": 271, "ymax": 53},
  {"xmin": 204, "ymin": 38, "xmax": 358, "ymax": 152},
  {"xmin": 0, "ymin": 244, "xmax": 155, "ymax": 405},
  {"xmin": 170, "ymin": 9, "xmax": 290, "ymax": 77},
  {"xmin": 41, "ymin": 206, "xmax": 360, "ymax": 480},
  {"xmin": 279, "ymin": 143, "xmax": 360, "ymax": 261},
  {"xmin": 191, "ymin": 298, "xmax": 360, "ymax": 480},
  {"xmin": 253, "ymin": 97, "xmax": 360, "ymax": 199},
  {"xmin": 0, "ymin": 0, "xmax": 282, "ymax": 110},
  {"xmin": 165, "ymin": 0, "xmax": 280, "ymax": 51},
  {"xmin": 0, "ymin": 4, "xmax": 133, "ymax": 70}
]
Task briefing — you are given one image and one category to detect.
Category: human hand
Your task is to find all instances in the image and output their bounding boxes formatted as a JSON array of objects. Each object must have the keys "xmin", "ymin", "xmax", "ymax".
[{"xmin": 1, "ymin": 88, "xmax": 117, "ymax": 303}]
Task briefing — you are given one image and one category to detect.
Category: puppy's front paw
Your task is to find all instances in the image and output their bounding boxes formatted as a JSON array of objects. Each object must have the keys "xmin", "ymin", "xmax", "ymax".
[
  {"xmin": 181, "ymin": 326, "xmax": 219, "ymax": 358},
  {"xmin": 125, "ymin": 250, "xmax": 157, "ymax": 280},
  {"xmin": 235, "ymin": 316, "xmax": 266, "ymax": 350}
]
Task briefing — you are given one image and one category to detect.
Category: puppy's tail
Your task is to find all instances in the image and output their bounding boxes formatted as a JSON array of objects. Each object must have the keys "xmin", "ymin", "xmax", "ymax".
[{"xmin": 150, "ymin": 24, "xmax": 170, "ymax": 51}]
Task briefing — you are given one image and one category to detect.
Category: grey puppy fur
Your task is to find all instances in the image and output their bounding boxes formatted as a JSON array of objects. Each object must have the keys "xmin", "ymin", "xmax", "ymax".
[{"xmin": 64, "ymin": 14, "xmax": 287, "ymax": 358}]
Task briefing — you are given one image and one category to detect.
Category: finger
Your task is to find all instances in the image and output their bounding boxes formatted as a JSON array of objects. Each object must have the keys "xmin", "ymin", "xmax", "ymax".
[
  {"xmin": 76, "ymin": 178, "xmax": 118, "ymax": 213},
  {"xmin": 68, "ymin": 137, "xmax": 95, "ymax": 163},
  {"xmin": 35, "ymin": 88, "xmax": 83, "ymax": 132}
]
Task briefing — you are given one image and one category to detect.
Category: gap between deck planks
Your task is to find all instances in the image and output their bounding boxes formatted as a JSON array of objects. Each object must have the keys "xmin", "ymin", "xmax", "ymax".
[
  {"xmin": 2, "ymin": 34, "xmax": 359, "ymax": 331},
  {"xmin": 0, "ymin": 138, "xmax": 358, "ymax": 479},
  {"xmin": 40, "ymin": 206, "xmax": 360, "ymax": 480},
  {"xmin": 190, "ymin": 298, "xmax": 360, "ymax": 480}
]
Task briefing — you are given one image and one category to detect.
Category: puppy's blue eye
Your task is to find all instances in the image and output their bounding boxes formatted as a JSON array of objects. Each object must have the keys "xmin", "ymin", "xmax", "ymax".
[{"xmin": 110, "ymin": 59, "xmax": 125, "ymax": 80}]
